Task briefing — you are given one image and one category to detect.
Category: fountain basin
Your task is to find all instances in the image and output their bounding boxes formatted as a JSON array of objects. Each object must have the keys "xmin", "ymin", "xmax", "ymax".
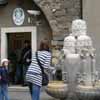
[
  {"xmin": 76, "ymin": 84, "xmax": 100, "ymax": 100},
  {"xmin": 45, "ymin": 81, "xmax": 68, "ymax": 99}
]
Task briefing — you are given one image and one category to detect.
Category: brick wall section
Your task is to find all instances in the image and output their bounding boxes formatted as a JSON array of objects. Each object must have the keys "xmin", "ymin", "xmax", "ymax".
[{"xmin": 34, "ymin": 0, "xmax": 81, "ymax": 39}]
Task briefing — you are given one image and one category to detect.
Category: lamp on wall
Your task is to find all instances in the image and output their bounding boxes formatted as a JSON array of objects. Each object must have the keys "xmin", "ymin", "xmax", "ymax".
[
  {"xmin": 0, "ymin": 0, "xmax": 8, "ymax": 6},
  {"xmin": 27, "ymin": 10, "xmax": 41, "ymax": 25},
  {"xmin": 27, "ymin": 10, "xmax": 41, "ymax": 16}
]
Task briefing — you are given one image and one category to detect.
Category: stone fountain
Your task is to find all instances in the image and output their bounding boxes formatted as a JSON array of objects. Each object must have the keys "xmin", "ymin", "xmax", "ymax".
[{"xmin": 45, "ymin": 19, "xmax": 100, "ymax": 100}]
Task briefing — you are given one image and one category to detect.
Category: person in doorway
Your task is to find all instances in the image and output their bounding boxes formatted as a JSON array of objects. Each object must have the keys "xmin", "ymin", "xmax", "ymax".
[
  {"xmin": 8, "ymin": 50, "xmax": 17, "ymax": 84},
  {"xmin": 19, "ymin": 40, "xmax": 31, "ymax": 86},
  {"xmin": 0, "ymin": 59, "xmax": 10, "ymax": 100},
  {"xmin": 26, "ymin": 39, "xmax": 54, "ymax": 100}
]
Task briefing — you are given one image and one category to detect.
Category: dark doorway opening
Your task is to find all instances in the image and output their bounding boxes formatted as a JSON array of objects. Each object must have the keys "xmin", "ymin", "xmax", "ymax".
[{"xmin": 7, "ymin": 32, "xmax": 31, "ymax": 85}]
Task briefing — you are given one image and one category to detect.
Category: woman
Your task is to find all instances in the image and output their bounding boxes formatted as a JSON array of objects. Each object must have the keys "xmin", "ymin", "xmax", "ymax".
[
  {"xmin": 26, "ymin": 39, "xmax": 52, "ymax": 100},
  {"xmin": 0, "ymin": 59, "xmax": 10, "ymax": 100}
]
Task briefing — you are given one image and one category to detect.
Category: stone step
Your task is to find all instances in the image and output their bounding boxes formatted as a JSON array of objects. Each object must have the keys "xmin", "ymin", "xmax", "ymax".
[
  {"xmin": 8, "ymin": 86, "xmax": 58, "ymax": 100},
  {"xmin": 8, "ymin": 86, "xmax": 29, "ymax": 92},
  {"xmin": 8, "ymin": 85, "xmax": 45, "ymax": 92}
]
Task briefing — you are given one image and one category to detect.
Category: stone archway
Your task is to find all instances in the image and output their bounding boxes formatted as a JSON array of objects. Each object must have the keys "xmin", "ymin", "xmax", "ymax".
[{"xmin": 33, "ymin": 0, "xmax": 81, "ymax": 39}]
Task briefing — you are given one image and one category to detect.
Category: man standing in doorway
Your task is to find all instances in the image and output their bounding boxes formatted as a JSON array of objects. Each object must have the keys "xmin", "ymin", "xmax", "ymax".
[{"xmin": 19, "ymin": 40, "xmax": 31, "ymax": 86}]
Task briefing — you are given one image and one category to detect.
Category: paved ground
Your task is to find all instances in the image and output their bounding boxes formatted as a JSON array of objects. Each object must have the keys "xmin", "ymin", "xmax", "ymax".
[{"xmin": 8, "ymin": 86, "xmax": 59, "ymax": 100}]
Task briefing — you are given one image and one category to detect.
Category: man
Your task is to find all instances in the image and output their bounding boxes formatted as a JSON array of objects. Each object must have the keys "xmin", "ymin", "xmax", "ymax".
[{"xmin": 19, "ymin": 40, "xmax": 31, "ymax": 86}]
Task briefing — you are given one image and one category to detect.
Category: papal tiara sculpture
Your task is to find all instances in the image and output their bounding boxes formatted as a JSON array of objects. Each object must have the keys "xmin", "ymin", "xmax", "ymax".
[
  {"xmin": 46, "ymin": 19, "xmax": 100, "ymax": 100},
  {"xmin": 63, "ymin": 19, "xmax": 99, "ymax": 100}
]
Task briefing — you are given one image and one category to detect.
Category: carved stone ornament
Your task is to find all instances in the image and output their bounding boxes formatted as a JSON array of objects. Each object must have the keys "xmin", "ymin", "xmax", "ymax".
[
  {"xmin": 71, "ymin": 19, "xmax": 87, "ymax": 37},
  {"xmin": 13, "ymin": 8, "xmax": 25, "ymax": 26},
  {"xmin": 63, "ymin": 34, "xmax": 76, "ymax": 54}
]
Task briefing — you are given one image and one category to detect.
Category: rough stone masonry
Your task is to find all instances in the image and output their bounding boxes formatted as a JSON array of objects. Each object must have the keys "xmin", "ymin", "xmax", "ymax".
[{"xmin": 33, "ymin": 0, "xmax": 81, "ymax": 40}]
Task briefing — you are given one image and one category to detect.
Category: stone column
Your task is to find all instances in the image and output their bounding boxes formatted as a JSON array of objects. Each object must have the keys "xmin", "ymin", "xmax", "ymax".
[{"xmin": 1, "ymin": 32, "xmax": 7, "ymax": 61}]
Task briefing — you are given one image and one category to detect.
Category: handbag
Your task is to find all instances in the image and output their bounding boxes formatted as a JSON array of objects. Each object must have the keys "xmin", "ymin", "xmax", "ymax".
[{"xmin": 36, "ymin": 52, "xmax": 49, "ymax": 86}]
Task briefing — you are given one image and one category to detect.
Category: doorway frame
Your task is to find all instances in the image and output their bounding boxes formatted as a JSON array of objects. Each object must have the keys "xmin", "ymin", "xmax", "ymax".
[{"xmin": 1, "ymin": 26, "xmax": 37, "ymax": 62}]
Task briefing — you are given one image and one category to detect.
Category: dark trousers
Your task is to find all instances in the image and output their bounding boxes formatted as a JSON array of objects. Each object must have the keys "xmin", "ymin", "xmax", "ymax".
[{"xmin": 28, "ymin": 83, "xmax": 32, "ymax": 96}]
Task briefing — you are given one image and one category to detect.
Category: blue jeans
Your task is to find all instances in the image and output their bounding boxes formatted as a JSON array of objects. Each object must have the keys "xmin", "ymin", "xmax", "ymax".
[
  {"xmin": 0, "ymin": 84, "xmax": 10, "ymax": 100},
  {"xmin": 32, "ymin": 84, "xmax": 41, "ymax": 100}
]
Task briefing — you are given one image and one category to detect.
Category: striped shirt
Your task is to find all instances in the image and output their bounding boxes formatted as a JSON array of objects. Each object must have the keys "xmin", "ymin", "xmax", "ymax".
[{"xmin": 26, "ymin": 51, "xmax": 51, "ymax": 86}]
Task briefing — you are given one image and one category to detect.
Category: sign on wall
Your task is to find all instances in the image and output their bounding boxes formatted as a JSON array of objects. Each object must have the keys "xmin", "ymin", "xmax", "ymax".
[{"xmin": 12, "ymin": 8, "xmax": 25, "ymax": 26}]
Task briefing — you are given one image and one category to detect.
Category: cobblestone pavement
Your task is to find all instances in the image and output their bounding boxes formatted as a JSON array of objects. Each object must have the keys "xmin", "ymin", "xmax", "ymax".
[{"xmin": 8, "ymin": 86, "xmax": 58, "ymax": 100}]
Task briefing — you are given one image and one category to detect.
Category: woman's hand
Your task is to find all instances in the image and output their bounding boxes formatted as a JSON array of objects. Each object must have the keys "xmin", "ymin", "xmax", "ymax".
[{"xmin": 50, "ymin": 67, "xmax": 56, "ymax": 74}]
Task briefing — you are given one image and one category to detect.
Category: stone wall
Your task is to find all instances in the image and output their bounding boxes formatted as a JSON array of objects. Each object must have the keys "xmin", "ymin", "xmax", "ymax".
[
  {"xmin": 33, "ymin": 0, "xmax": 81, "ymax": 40},
  {"xmin": 83, "ymin": 0, "xmax": 100, "ymax": 71}
]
